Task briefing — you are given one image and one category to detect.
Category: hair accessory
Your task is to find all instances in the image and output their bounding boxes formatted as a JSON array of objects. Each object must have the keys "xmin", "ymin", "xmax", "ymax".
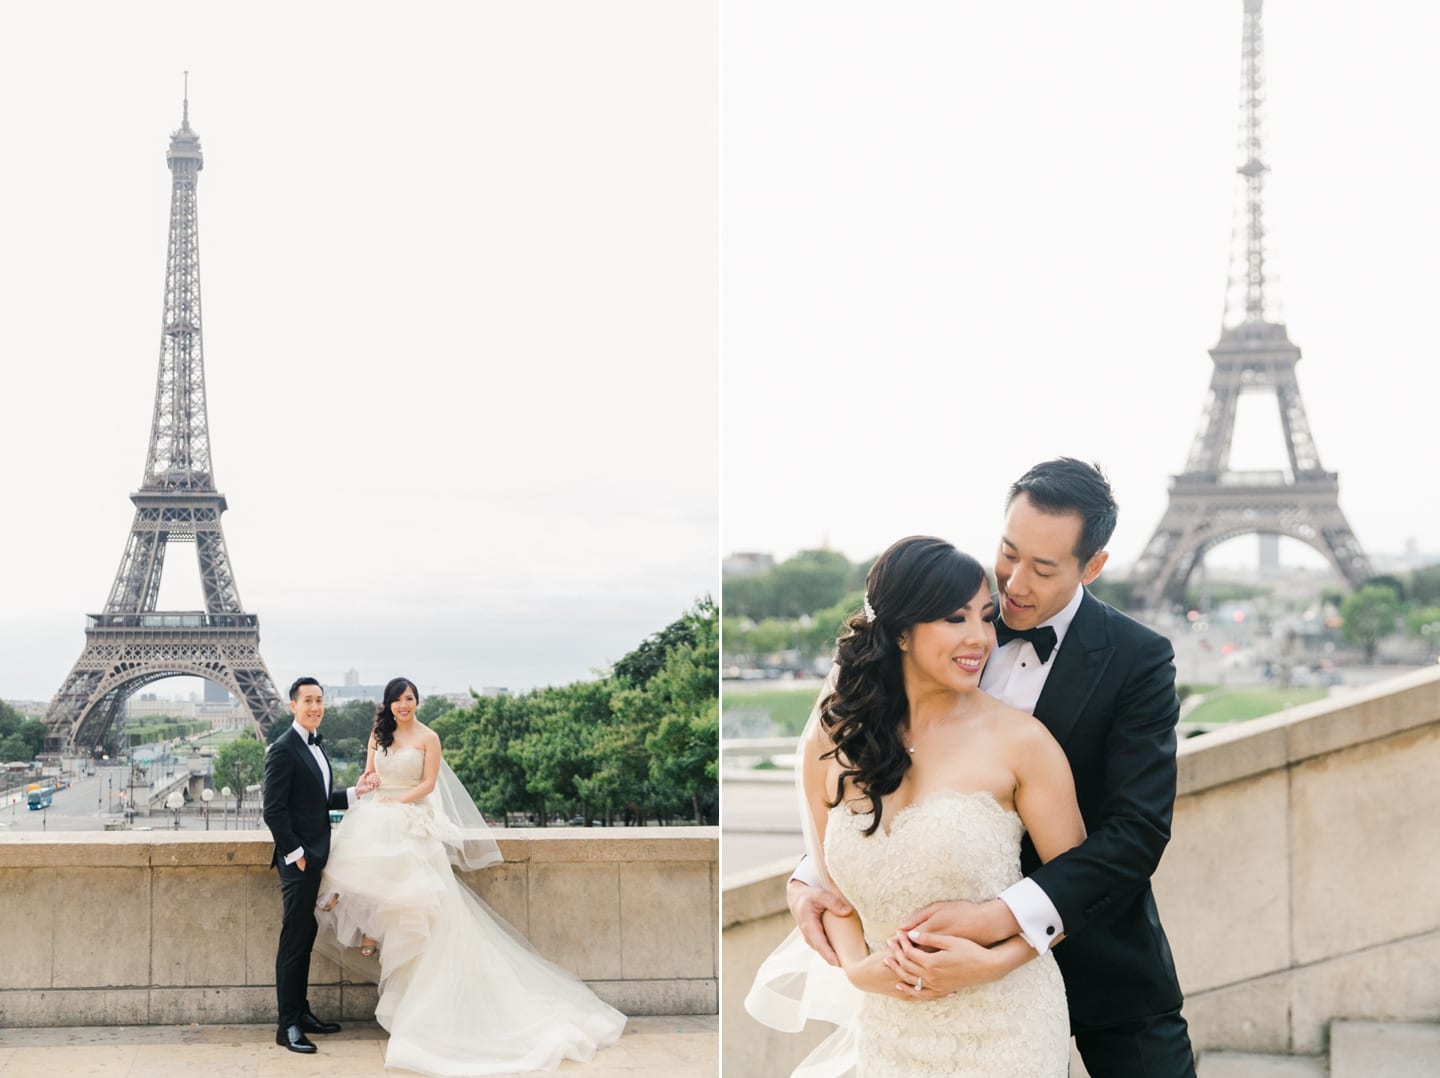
[{"xmin": 862, "ymin": 594, "xmax": 877, "ymax": 623}]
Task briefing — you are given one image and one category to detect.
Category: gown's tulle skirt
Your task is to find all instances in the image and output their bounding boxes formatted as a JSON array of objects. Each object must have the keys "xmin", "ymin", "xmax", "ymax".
[{"xmin": 318, "ymin": 797, "xmax": 626, "ymax": 1076}]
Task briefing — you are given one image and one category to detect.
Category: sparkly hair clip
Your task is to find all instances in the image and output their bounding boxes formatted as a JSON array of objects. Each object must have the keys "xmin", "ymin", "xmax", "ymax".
[{"xmin": 862, "ymin": 595, "xmax": 877, "ymax": 623}]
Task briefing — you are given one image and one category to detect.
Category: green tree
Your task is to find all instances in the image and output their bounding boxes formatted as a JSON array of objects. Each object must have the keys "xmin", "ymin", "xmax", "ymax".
[
  {"xmin": 642, "ymin": 600, "xmax": 719, "ymax": 823},
  {"xmin": 0, "ymin": 733, "xmax": 31, "ymax": 762},
  {"xmin": 1340, "ymin": 585, "xmax": 1403, "ymax": 662},
  {"xmin": 214, "ymin": 732, "xmax": 267, "ymax": 818},
  {"xmin": 1405, "ymin": 605, "xmax": 1440, "ymax": 653},
  {"xmin": 440, "ymin": 693, "xmax": 537, "ymax": 824},
  {"xmin": 417, "ymin": 694, "xmax": 453, "ymax": 724},
  {"xmin": 0, "ymin": 706, "xmax": 47, "ymax": 761},
  {"xmin": 1408, "ymin": 564, "xmax": 1440, "ymax": 605},
  {"xmin": 613, "ymin": 613, "xmax": 698, "ymax": 685},
  {"xmin": 724, "ymin": 550, "xmax": 854, "ymax": 619}
]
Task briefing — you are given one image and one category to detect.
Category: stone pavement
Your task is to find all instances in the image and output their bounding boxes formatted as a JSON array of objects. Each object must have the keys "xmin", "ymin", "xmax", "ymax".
[{"xmin": 0, "ymin": 1016, "xmax": 717, "ymax": 1077}]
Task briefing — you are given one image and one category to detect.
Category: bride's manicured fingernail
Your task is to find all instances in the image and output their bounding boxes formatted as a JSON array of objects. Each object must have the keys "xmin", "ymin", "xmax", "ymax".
[{"xmin": 906, "ymin": 930, "xmax": 919, "ymax": 941}]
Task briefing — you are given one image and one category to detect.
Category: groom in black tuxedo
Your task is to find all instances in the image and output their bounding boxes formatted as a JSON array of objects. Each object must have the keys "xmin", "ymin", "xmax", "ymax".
[
  {"xmin": 790, "ymin": 458, "xmax": 1195, "ymax": 1076},
  {"xmin": 263, "ymin": 676, "xmax": 377, "ymax": 1054}
]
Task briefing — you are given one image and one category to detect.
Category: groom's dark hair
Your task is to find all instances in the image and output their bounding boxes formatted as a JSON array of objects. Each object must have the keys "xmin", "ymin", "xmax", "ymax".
[
  {"xmin": 288, "ymin": 676, "xmax": 322, "ymax": 701},
  {"xmin": 1007, "ymin": 457, "xmax": 1118, "ymax": 566}
]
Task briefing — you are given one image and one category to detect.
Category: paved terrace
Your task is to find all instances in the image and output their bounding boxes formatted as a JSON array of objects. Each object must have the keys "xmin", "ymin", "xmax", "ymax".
[{"xmin": 0, "ymin": 1016, "xmax": 717, "ymax": 1076}]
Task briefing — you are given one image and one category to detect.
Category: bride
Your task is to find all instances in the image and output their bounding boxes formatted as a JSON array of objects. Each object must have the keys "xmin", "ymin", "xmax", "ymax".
[
  {"xmin": 317, "ymin": 676, "xmax": 626, "ymax": 1076},
  {"xmin": 748, "ymin": 536, "xmax": 1085, "ymax": 1076}
]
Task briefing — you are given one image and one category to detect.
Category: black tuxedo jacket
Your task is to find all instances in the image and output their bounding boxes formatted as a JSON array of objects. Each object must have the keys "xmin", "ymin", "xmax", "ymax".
[
  {"xmin": 1020, "ymin": 589, "xmax": 1184, "ymax": 1030},
  {"xmin": 262, "ymin": 727, "xmax": 350, "ymax": 870}
]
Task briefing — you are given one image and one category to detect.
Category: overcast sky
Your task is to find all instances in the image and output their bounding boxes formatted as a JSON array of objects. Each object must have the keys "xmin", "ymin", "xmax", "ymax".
[
  {"xmin": 724, "ymin": 2, "xmax": 1439, "ymax": 577},
  {"xmin": 0, "ymin": 1, "xmax": 717, "ymax": 702}
]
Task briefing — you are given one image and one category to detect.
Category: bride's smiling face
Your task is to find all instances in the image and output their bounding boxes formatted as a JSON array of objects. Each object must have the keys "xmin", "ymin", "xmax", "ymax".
[
  {"xmin": 898, "ymin": 582, "xmax": 996, "ymax": 694},
  {"xmin": 391, "ymin": 687, "xmax": 419, "ymax": 723}
]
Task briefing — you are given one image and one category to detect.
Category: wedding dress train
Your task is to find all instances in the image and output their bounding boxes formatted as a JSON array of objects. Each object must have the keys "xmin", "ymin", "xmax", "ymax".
[{"xmin": 318, "ymin": 746, "xmax": 626, "ymax": 1075}]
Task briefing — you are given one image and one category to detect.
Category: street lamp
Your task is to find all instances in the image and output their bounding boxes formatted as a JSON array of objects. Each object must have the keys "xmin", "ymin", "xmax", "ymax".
[
  {"xmin": 201, "ymin": 787, "xmax": 214, "ymax": 830},
  {"xmin": 165, "ymin": 790, "xmax": 184, "ymax": 830},
  {"xmin": 221, "ymin": 786, "xmax": 232, "ymax": 830}
]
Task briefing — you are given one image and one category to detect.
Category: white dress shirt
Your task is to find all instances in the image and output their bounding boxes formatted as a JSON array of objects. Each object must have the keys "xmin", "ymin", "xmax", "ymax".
[{"xmin": 982, "ymin": 584, "xmax": 1085, "ymax": 954}]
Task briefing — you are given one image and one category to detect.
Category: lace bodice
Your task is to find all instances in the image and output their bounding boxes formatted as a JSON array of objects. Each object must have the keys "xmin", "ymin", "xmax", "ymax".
[
  {"xmin": 375, "ymin": 745, "xmax": 426, "ymax": 794},
  {"xmin": 822, "ymin": 789, "xmax": 1068, "ymax": 1078},
  {"xmin": 826, "ymin": 790, "xmax": 1024, "ymax": 949}
]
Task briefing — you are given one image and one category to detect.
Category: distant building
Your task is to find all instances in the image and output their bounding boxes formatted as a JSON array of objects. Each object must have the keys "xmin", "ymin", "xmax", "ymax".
[
  {"xmin": 343, "ymin": 667, "xmax": 360, "ymax": 688},
  {"xmin": 723, "ymin": 552, "xmax": 774, "ymax": 578}
]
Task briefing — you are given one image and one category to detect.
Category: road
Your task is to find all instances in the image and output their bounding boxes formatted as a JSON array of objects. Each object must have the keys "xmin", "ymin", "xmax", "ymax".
[{"xmin": 0, "ymin": 748, "xmax": 255, "ymax": 833}]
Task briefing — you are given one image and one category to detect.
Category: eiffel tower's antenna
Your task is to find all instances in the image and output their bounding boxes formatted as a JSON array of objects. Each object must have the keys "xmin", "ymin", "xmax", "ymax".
[{"xmin": 1222, "ymin": 0, "xmax": 1279, "ymax": 329}]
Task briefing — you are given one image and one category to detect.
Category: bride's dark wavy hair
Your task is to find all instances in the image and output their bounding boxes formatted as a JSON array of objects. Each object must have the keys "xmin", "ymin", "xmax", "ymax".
[
  {"xmin": 372, "ymin": 676, "xmax": 420, "ymax": 753},
  {"xmin": 821, "ymin": 536, "xmax": 987, "ymax": 836}
]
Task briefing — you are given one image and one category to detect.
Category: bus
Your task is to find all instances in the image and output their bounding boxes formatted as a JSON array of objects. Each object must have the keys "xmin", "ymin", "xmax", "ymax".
[{"xmin": 27, "ymin": 786, "xmax": 54, "ymax": 810}]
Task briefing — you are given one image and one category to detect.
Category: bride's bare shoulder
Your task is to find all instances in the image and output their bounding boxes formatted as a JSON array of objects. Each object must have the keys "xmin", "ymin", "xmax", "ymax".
[{"xmin": 981, "ymin": 696, "xmax": 1061, "ymax": 758}]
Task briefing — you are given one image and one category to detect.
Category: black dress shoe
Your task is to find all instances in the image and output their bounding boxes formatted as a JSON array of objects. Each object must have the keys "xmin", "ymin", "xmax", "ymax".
[
  {"xmin": 299, "ymin": 1011, "xmax": 342, "ymax": 1035},
  {"xmin": 276, "ymin": 1024, "xmax": 317, "ymax": 1053}
]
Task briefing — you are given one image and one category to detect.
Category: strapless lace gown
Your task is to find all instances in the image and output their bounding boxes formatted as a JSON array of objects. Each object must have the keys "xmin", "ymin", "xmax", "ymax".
[
  {"xmin": 317, "ymin": 747, "xmax": 626, "ymax": 1076},
  {"xmin": 824, "ymin": 790, "xmax": 1068, "ymax": 1078}
]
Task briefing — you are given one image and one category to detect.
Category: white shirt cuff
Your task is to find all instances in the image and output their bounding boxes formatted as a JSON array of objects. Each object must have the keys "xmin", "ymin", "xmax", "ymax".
[
  {"xmin": 346, "ymin": 786, "xmax": 357, "ymax": 808},
  {"xmin": 284, "ymin": 846, "xmax": 305, "ymax": 865},
  {"xmin": 790, "ymin": 854, "xmax": 824, "ymax": 890},
  {"xmin": 999, "ymin": 877, "xmax": 1064, "ymax": 954}
]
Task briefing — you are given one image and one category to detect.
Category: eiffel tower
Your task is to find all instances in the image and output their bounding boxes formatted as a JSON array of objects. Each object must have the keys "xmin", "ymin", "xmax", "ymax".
[
  {"xmin": 1130, "ymin": 0, "xmax": 1372, "ymax": 611},
  {"xmin": 43, "ymin": 91, "xmax": 287, "ymax": 752}
]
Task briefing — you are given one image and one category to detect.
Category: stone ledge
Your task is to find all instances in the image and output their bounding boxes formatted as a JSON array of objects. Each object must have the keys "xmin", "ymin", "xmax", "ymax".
[
  {"xmin": 721, "ymin": 858, "xmax": 792, "ymax": 927},
  {"xmin": 0, "ymin": 826, "xmax": 719, "ymax": 868},
  {"xmin": 1177, "ymin": 664, "xmax": 1440, "ymax": 796},
  {"xmin": 0, "ymin": 829, "xmax": 718, "ymax": 1026}
]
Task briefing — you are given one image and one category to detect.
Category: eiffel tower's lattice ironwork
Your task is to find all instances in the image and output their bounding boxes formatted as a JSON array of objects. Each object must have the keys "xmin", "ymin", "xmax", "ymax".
[
  {"xmin": 1131, "ymin": 0, "xmax": 1371, "ymax": 611},
  {"xmin": 44, "ymin": 93, "xmax": 286, "ymax": 752}
]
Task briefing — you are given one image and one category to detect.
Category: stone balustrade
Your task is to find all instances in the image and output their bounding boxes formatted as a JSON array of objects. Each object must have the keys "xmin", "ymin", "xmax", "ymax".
[
  {"xmin": 721, "ymin": 665, "xmax": 1440, "ymax": 1074},
  {"xmin": 0, "ymin": 827, "xmax": 718, "ymax": 1027}
]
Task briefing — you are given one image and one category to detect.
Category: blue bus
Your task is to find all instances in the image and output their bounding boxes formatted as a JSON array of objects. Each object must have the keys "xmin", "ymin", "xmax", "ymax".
[{"xmin": 26, "ymin": 786, "xmax": 54, "ymax": 810}]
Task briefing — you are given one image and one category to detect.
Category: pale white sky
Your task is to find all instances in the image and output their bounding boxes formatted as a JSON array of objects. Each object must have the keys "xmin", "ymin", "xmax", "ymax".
[
  {"xmin": 724, "ymin": 3, "xmax": 1439, "ymax": 576},
  {"xmin": 0, "ymin": 2, "xmax": 717, "ymax": 702}
]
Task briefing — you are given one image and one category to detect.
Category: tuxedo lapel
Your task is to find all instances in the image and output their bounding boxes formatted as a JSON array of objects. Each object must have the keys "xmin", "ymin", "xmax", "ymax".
[
  {"xmin": 1034, "ymin": 590, "xmax": 1115, "ymax": 745},
  {"xmin": 287, "ymin": 728, "xmax": 327, "ymax": 796}
]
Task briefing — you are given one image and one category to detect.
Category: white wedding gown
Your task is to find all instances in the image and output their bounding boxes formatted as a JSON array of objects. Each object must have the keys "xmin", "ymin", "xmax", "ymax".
[
  {"xmin": 317, "ymin": 746, "xmax": 626, "ymax": 1076},
  {"xmin": 823, "ymin": 789, "xmax": 1068, "ymax": 1077}
]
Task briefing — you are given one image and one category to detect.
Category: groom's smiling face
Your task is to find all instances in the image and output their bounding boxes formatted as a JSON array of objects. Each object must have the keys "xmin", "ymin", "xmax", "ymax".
[
  {"xmin": 291, "ymin": 685, "xmax": 325, "ymax": 733},
  {"xmin": 995, "ymin": 493, "xmax": 1107, "ymax": 630}
]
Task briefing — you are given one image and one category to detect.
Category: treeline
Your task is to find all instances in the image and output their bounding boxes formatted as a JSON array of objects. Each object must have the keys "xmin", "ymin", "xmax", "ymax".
[
  {"xmin": 1327, "ymin": 566, "xmax": 1440, "ymax": 662},
  {"xmin": 126, "ymin": 718, "xmax": 210, "ymax": 747},
  {"xmin": 0, "ymin": 701, "xmax": 47, "ymax": 763},
  {"xmin": 723, "ymin": 549, "xmax": 867, "ymax": 671},
  {"xmin": 433, "ymin": 598, "xmax": 717, "ymax": 826}
]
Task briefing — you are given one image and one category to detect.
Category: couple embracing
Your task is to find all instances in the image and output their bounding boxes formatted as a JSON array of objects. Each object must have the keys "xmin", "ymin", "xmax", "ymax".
[
  {"xmin": 263, "ymin": 675, "xmax": 625, "ymax": 1075},
  {"xmin": 749, "ymin": 458, "xmax": 1196, "ymax": 1076}
]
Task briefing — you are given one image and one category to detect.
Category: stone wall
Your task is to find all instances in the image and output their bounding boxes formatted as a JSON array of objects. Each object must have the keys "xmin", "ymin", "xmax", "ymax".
[
  {"xmin": 721, "ymin": 665, "xmax": 1440, "ymax": 1073},
  {"xmin": 0, "ymin": 827, "xmax": 718, "ymax": 1027}
]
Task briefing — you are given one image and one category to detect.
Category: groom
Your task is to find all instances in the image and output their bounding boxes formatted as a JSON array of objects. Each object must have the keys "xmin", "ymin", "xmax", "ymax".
[
  {"xmin": 263, "ymin": 676, "xmax": 378, "ymax": 1054},
  {"xmin": 789, "ymin": 458, "xmax": 1196, "ymax": 1076}
]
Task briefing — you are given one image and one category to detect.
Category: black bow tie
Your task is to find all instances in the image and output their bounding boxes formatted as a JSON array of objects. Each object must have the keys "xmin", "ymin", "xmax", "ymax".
[
  {"xmin": 995, "ymin": 621, "xmax": 1058, "ymax": 664},
  {"xmin": 307, "ymin": 731, "xmax": 324, "ymax": 747}
]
